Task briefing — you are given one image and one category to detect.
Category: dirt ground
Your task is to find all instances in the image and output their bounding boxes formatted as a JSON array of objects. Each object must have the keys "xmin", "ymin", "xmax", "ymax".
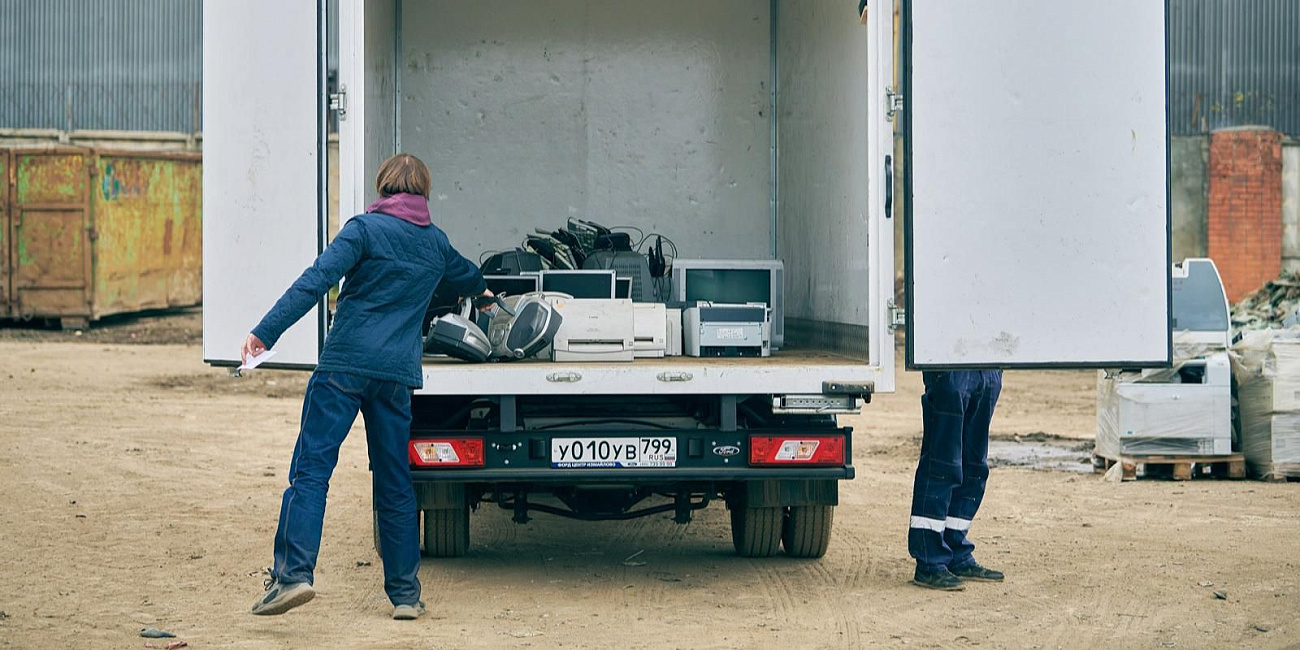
[{"xmin": 1, "ymin": 314, "xmax": 1297, "ymax": 650}]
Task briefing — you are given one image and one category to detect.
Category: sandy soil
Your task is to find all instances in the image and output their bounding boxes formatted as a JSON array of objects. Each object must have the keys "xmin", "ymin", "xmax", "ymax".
[{"xmin": 0, "ymin": 316, "xmax": 1297, "ymax": 649}]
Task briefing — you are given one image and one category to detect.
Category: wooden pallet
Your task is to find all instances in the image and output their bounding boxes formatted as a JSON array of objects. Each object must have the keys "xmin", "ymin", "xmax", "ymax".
[
  {"xmin": 1092, "ymin": 453, "xmax": 1246, "ymax": 481},
  {"xmin": 1258, "ymin": 463, "xmax": 1300, "ymax": 483}
]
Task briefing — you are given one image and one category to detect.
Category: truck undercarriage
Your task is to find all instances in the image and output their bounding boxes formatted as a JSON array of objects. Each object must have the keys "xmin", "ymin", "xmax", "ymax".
[{"xmin": 385, "ymin": 394, "xmax": 859, "ymax": 558}]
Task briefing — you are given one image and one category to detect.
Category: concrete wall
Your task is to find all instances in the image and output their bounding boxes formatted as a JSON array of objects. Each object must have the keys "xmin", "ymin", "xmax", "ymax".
[
  {"xmin": 1283, "ymin": 140, "xmax": 1300, "ymax": 271},
  {"xmin": 1171, "ymin": 135, "xmax": 1208, "ymax": 261}
]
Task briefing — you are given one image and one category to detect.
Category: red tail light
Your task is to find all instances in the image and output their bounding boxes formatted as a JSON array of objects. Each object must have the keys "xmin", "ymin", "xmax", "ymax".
[
  {"xmin": 749, "ymin": 435, "xmax": 845, "ymax": 466},
  {"xmin": 409, "ymin": 438, "xmax": 485, "ymax": 468}
]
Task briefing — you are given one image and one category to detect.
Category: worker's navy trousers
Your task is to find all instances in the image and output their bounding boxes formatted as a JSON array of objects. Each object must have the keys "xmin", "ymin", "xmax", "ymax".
[
  {"xmin": 908, "ymin": 370, "xmax": 1002, "ymax": 572},
  {"xmin": 271, "ymin": 370, "xmax": 422, "ymax": 606}
]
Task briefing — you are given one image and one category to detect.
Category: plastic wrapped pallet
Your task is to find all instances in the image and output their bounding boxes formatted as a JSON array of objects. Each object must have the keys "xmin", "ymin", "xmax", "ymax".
[
  {"xmin": 1095, "ymin": 351, "xmax": 1234, "ymax": 459},
  {"xmin": 1231, "ymin": 330, "xmax": 1300, "ymax": 479}
]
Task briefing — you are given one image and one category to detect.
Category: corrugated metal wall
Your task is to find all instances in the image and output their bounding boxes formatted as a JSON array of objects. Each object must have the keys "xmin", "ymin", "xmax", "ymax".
[
  {"xmin": 0, "ymin": 0, "xmax": 1294, "ymax": 135},
  {"xmin": 1170, "ymin": 0, "xmax": 1300, "ymax": 135},
  {"xmin": 0, "ymin": 0, "xmax": 201, "ymax": 133}
]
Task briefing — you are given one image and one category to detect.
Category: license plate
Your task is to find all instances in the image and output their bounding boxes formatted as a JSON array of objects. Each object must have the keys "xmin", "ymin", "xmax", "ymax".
[{"xmin": 551, "ymin": 437, "xmax": 677, "ymax": 468}]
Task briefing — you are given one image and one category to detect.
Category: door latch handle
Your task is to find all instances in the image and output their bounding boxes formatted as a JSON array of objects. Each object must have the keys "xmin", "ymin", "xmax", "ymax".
[
  {"xmin": 546, "ymin": 371, "xmax": 582, "ymax": 383},
  {"xmin": 657, "ymin": 372, "xmax": 694, "ymax": 383},
  {"xmin": 884, "ymin": 155, "xmax": 893, "ymax": 220}
]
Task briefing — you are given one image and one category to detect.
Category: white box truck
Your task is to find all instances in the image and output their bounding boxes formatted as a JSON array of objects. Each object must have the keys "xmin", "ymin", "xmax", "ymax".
[{"xmin": 202, "ymin": 0, "xmax": 1171, "ymax": 558}]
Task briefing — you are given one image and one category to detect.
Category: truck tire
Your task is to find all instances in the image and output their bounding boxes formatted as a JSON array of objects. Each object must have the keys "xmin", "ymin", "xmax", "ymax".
[
  {"xmin": 730, "ymin": 503, "xmax": 783, "ymax": 558},
  {"xmin": 422, "ymin": 506, "xmax": 470, "ymax": 558},
  {"xmin": 782, "ymin": 505, "xmax": 834, "ymax": 558}
]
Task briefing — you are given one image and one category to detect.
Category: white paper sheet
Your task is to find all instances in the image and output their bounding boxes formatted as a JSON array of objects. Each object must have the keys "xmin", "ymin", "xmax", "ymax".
[{"xmin": 237, "ymin": 350, "xmax": 277, "ymax": 371}]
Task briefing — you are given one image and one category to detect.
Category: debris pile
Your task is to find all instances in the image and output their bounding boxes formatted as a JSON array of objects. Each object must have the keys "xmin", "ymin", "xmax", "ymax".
[{"xmin": 1232, "ymin": 270, "xmax": 1300, "ymax": 330}]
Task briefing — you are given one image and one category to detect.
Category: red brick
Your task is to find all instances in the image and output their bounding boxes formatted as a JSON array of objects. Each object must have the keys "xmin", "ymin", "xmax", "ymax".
[{"xmin": 1208, "ymin": 128, "xmax": 1285, "ymax": 302}]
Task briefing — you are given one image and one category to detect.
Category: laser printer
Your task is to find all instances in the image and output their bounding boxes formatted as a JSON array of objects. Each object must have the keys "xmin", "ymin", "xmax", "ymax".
[
  {"xmin": 683, "ymin": 302, "xmax": 771, "ymax": 358},
  {"xmin": 632, "ymin": 303, "xmax": 668, "ymax": 358},
  {"xmin": 1096, "ymin": 259, "xmax": 1233, "ymax": 458},
  {"xmin": 549, "ymin": 298, "xmax": 636, "ymax": 362}
]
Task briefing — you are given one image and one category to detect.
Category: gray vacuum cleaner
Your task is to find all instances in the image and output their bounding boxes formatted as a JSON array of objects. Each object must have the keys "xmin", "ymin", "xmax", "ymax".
[
  {"xmin": 423, "ymin": 297, "xmax": 497, "ymax": 362},
  {"xmin": 424, "ymin": 293, "xmax": 563, "ymax": 362},
  {"xmin": 485, "ymin": 292, "xmax": 564, "ymax": 360}
]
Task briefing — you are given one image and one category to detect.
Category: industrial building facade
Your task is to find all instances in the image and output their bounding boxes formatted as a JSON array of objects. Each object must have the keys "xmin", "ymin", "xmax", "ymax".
[{"xmin": 1, "ymin": 0, "xmax": 1296, "ymax": 136}]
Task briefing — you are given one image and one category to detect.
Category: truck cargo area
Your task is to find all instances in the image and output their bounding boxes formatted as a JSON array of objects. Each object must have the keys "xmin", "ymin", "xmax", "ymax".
[{"xmin": 347, "ymin": 0, "xmax": 891, "ymax": 396}]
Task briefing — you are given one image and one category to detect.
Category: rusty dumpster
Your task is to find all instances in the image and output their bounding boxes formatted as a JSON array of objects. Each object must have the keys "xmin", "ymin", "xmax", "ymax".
[{"xmin": 1, "ymin": 147, "xmax": 202, "ymax": 328}]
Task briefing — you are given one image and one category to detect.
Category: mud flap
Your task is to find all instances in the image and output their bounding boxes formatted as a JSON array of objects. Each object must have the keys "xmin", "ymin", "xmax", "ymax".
[
  {"xmin": 416, "ymin": 482, "xmax": 466, "ymax": 510},
  {"xmin": 741, "ymin": 479, "xmax": 838, "ymax": 508}
]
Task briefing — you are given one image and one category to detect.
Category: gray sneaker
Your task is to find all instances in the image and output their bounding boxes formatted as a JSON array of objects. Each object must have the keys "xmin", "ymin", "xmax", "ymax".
[
  {"xmin": 392, "ymin": 601, "xmax": 426, "ymax": 621},
  {"xmin": 252, "ymin": 577, "xmax": 316, "ymax": 616}
]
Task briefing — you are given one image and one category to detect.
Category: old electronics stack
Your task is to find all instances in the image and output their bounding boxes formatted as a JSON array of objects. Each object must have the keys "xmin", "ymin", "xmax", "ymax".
[{"xmin": 425, "ymin": 220, "xmax": 785, "ymax": 364}]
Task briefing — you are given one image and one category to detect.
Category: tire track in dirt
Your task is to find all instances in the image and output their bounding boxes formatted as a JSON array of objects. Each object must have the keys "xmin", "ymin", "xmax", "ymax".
[
  {"xmin": 747, "ymin": 559, "xmax": 800, "ymax": 627},
  {"xmin": 779, "ymin": 558, "xmax": 863, "ymax": 649}
]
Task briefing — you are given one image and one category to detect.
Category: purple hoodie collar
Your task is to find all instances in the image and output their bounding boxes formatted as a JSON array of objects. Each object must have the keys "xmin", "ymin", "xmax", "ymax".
[{"xmin": 366, "ymin": 192, "xmax": 431, "ymax": 226}]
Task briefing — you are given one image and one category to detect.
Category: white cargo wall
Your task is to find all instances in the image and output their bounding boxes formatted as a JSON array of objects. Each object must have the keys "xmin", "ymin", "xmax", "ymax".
[
  {"xmin": 203, "ymin": 0, "xmax": 324, "ymax": 367},
  {"xmin": 340, "ymin": 0, "xmax": 893, "ymax": 394},
  {"xmin": 777, "ymin": 1, "xmax": 872, "ymax": 357},
  {"xmin": 905, "ymin": 1, "xmax": 1170, "ymax": 368},
  {"xmin": 397, "ymin": 0, "xmax": 773, "ymax": 263}
]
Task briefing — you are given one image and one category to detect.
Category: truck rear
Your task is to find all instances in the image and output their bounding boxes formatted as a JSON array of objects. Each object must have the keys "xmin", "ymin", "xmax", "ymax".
[{"xmin": 203, "ymin": 0, "xmax": 1172, "ymax": 559}]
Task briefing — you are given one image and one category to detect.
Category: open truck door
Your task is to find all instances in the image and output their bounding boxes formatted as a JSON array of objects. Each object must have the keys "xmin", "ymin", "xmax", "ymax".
[
  {"xmin": 902, "ymin": 0, "xmax": 1171, "ymax": 369},
  {"xmin": 202, "ymin": 0, "xmax": 328, "ymax": 368}
]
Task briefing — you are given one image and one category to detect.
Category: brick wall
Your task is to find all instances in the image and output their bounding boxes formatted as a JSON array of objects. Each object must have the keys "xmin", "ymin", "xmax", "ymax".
[{"xmin": 1207, "ymin": 127, "xmax": 1284, "ymax": 303}]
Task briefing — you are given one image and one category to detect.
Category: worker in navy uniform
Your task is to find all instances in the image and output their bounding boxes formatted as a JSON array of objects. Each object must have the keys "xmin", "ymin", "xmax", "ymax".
[{"xmin": 907, "ymin": 370, "xmax": 1006, "ymax": 590}]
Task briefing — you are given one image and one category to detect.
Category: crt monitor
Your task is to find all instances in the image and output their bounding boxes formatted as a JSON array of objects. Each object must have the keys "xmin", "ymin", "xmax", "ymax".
[
  {"xmin": 541, "ymin": 270, "xmax": 617, "ymax": 299},
  {"xmin": 485, "ymin": 274, "xmax": 541, "ymax": 297},
  {"xmin": 670, "ymin": 259, "xmax": 784, "ymax": 349}
]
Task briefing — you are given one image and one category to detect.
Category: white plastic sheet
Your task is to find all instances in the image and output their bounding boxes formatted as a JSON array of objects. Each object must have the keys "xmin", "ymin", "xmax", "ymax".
[
  {"xmin": 1232, "ymin": 331, "xmax": 1300, "ymax": 478},
  {"xmin": 1095, "ymin": 350, "xmax": 1233, "ymax": 459}
]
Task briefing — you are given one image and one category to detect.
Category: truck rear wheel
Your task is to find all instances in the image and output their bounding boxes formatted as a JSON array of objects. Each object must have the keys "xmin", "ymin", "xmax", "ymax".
[
  {"xmin": 782, "ymin": 505, "xmax": 834, "ymax": 558},
  {"xmin": 422, "ymin": 506, "xmax": 470, "ymax": 558},
  {"xmin": 730, "ymin": 501, "xmax": 783, "ymax": 558}
]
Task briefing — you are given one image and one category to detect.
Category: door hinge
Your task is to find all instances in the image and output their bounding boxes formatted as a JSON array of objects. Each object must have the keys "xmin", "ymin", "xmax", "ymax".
[
  {"xmin": 886, "ymin": 86, "xmax": 904, "ymax": 121},
  {"xmin": 888, "ymin": 299, "xmax": 906, "ymax": 332},
  {"xmin": 329, "ymin": 86, "xmax": 348, "ymax": 121}
]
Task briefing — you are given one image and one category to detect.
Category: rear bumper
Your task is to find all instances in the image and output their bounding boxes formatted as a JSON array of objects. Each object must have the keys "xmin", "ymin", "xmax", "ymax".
[{"xmin": 411, "ymin": 465, "xmax": 854, "ymax": 483}]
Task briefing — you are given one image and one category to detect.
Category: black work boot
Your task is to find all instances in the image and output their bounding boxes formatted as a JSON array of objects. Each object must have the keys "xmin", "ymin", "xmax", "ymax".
[
  {"xmin": 950, "ymin": 560, "xmax": 1005, "ymax": 582},
  {"xmin": 911, "ymin": 566, "xmax": 965, "ymax": 591}
]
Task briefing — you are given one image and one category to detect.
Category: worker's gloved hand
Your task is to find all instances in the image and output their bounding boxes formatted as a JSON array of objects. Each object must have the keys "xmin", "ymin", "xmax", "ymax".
[{"xmin": 241, "ymin": 333, "xmax": 267, "ymax": 364}]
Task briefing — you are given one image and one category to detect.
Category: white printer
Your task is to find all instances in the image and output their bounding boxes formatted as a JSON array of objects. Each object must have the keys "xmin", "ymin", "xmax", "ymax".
[
  {"xmin": 665, "ymin": 307, "xmax": 683, "ymax": 357},
  {"xmin": 1096, "ymin": 259, "xmax": 1234, "ymax": 458},
  {"xmin": 549, "ymin": 298, "xmax": 636, "ymax": 362},
  {"xmin": 683, "ymin": 302, "xmax": 771, "ymax": 358},
  {"xmin": 633, "ymin": 303, "xmax": 667, "ymax": 358}
]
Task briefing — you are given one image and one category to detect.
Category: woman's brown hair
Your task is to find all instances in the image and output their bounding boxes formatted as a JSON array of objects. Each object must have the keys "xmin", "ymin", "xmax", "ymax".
[{"xmin": 375, "ymin": 153, "xmax": 432, "ymax": 198}]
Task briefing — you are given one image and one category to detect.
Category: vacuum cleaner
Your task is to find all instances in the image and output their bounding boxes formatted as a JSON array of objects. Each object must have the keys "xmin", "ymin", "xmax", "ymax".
[
  {"xmin": 423, "ymin": 293, "xmax": 563, "ymax": 363},
  {"xmin": 485, "ymin": 292, "xmax": 565, "ymax": 360},
  {"xmin": 423, "ymin": 297, "xmax": 497, "ymax": 362}
]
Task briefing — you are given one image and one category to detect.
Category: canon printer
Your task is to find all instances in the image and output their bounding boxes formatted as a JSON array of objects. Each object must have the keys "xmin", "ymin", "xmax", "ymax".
[
  {"xmin": 683, "ymin": 302, "xmax": 771, "ymax": 358},
  {"xmin": 549, "ymin": 298, "xmax": 636, "ymax": 362}
]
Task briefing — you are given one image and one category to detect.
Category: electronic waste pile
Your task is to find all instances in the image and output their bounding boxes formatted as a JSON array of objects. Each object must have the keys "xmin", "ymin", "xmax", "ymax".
[
  {"xmin": 1096, "ymin": 260, "xmax": 1300, "ymax": 480},
  {"xmin": 422, "ymin": 219, "xmax": 784, "ymax": 364}
]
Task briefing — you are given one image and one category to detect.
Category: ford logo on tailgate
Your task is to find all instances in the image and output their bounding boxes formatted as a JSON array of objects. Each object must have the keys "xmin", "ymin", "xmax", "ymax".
[{"xmin": 712, "ymin": 445, "xmax": 740, "ymax": 457}]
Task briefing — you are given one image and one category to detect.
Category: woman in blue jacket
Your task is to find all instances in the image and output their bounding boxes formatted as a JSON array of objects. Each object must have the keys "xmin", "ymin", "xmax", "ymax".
[{"xmin": 242, "ymin": 154, "xmax": 489, "ymax": 620}]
